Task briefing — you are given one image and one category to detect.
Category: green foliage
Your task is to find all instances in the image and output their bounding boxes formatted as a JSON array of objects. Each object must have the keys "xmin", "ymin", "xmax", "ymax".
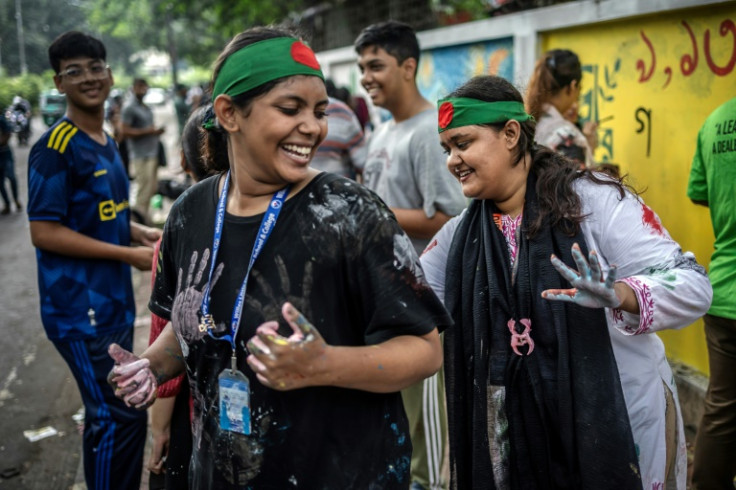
[
  {"xmin": 161, "ymin": 0, "xmax": 310, "ymax": 37},
  {"xmin": 0, "ymin": 0, "xmax": 89, "ymax": 75},
  {"xmin": 203, "ymin": 0, "xmax": 313, "ymax": 36},
  {"xmin": 168, "ymin": 10, "xmax": 229, "ymax": 67},
  {"xmin": 82, "ymin": 0, "xmax": 230, "ymax": 78},
  {"xmin": 179, "ymin": 66, "xmax": 212, "ymax": 87},
  {"xmin": 147, "ymin": 65, "xmax": 211, "ymax": 90},
  {"xmin": 1, "ymin": 0, "xmax": 320, "ymax": 81},
  {"xmin": 0, "ymin": 73, "xmax": 49, "ymax": 111},
  {"xmin": 86, "ymin": 0, "xmax": 153, "ymax": 38},
  {"xmin": 111, "ymin": 72, "xmax": 134, "ymax": 94},
  {"xmin": 432, "ymin": 0, "xmax": 493, "ymax": 22}
]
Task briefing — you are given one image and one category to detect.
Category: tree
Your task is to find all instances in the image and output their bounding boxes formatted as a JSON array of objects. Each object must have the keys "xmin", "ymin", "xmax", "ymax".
[
  {"xmin": 82, "ymin": 0, "xmax": 231, "ymax": 81},
  {"xmin": 0, "ymin": 0, "xmax": 89, "ymax": 75},
  {"xmin": 168, "ymin": 0, "xmax": 322, "ymax": 38}
]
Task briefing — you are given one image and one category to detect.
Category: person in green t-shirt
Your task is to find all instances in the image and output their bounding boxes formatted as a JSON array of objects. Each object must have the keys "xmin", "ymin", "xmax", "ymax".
[{"xmin": 687, "ymin": 96, "xmax": 736, "ymax": 490}]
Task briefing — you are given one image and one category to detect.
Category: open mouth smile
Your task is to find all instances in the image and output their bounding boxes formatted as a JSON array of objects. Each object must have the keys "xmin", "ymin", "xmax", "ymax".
[
  {"xmin": 455, "ymin": 168, "xmax": 474, "ymax": 181},
  {"xmin": 282, "ymin": 143, "xmax": 313, "ymax": 161}
]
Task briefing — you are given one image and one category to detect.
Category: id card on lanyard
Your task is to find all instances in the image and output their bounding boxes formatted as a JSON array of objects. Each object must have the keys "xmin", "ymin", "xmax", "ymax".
[
  {"xmin": 219, "ymin": 359, "xmax": 251, "ymax": 435},
  {"xmin": 199, "ymin": 170, "xmax": 289, "ymax": 435}
]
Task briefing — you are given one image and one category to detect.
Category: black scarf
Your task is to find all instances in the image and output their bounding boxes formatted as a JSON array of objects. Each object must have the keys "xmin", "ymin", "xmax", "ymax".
[{"xmin": 444, "ymin": 172, "xmax": 641, "ymax": 489}]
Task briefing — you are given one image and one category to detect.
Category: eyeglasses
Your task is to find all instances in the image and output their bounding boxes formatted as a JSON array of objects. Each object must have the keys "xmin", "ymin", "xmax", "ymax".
[{"xmin": 58, "ymin": 63, "xmax": 110, "ymax": 84}]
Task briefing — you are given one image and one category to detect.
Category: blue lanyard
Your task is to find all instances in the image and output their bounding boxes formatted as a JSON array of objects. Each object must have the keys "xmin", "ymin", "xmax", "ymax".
[{"xmin": 199, "ymin": 170, "xmax": 289, "ymax": 351}]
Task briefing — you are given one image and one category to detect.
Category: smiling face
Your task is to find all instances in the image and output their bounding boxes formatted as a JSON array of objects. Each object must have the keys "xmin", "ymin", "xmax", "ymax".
[
  {"xmin": 357, "ymin": 46, "xmax": 410, "ymax": 111},
  {"xmin": 54, "ymin": 57, "xmax": 112, "ymax": 113},
  {"xmin": 223, "ymin": 75, "xmax": 328, "ymax": 188},
  {"xmin": 440, "ymin": 123, "xmax": 529, "ymax": 205}
]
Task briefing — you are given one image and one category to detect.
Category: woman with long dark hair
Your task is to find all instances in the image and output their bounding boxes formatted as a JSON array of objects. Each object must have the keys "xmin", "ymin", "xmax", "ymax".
[
  {"xmin": 421, "ymin": 75, "xmax": 711, "ymax": 489},
  {"xmin": 526, "ymin": 49, "xmax": 596, "ymax": 167}
]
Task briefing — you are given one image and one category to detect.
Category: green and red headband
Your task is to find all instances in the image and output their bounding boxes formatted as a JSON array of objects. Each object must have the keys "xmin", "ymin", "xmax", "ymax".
[
  {"xmin": 437, "ymin": 97, "xmax": 533, "ymax": 133},
  {"xmin": 212, "ymin": 37, "xmax": 324, "ymax": 100}
]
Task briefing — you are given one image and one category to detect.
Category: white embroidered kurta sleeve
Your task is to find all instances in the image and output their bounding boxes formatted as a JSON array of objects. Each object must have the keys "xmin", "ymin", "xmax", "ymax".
[{"xmin": 574, "ymin": 178, "xmax": 712, "ymax": 335}]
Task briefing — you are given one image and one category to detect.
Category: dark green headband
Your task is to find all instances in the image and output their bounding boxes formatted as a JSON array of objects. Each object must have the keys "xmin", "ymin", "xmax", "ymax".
[
  {"xmin": 437, "ymin": 97, "xmax": 533, "ymax": 133},
  {"xmin": 212, "ymin": 37, "xmax": 324, "ymax": 100}
]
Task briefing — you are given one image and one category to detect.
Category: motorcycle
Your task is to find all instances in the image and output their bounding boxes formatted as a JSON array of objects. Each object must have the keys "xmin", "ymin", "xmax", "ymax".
[{"xmin": 5, "ymin": 107, "xmax": 31, "ymax": 146}]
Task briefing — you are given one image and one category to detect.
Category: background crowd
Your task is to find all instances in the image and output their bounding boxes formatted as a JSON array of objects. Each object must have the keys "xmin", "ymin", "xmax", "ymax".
[{"xmin": 3, "ymin": 6, "xmax": 732, "ymax": 489}]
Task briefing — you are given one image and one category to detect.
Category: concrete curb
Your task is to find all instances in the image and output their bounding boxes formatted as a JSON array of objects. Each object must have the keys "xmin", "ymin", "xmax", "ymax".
[{"xmin": 672, "ymin": 359, "xmax": 708, "ymax": 442}]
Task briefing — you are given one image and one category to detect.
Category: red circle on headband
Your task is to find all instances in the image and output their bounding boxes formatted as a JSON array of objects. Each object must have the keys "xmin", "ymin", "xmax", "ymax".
[
  {"xmin": 291, "ymin": 41, "xmax": 321, "ymax": 70},
  {"xmin": 439, "ymin": 102, "xmax": 454, "ymax": 129}
]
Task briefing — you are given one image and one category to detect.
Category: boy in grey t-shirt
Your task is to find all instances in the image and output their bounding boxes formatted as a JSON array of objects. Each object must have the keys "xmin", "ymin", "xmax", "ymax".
[
  {"xmin": 356, "ymin": 21, "xmax": 465, "ymax": 490},
  {"xmin": 121, "ymin": 78, "xmax": 164, "ymax": 224},
  {"xmin": 357, "ymin": 22, "xmax": 465, "ymax": 255},
  {"xmin": 362, "ymin": 108, "xmax": 464, "ymax": 253}
]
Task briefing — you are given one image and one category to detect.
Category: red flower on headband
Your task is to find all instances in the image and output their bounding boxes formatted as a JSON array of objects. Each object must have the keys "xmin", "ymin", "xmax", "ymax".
[
  {"xmin": 291, "ymin": 41, "xmax": 321, "ymax": 70},
  {"xmin": 439, "ymin": 101, "xmax": 454, "ymax": 129}
]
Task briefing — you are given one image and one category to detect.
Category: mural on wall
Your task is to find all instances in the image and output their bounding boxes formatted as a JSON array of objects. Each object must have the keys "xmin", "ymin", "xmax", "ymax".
[
  {"xmin": 576, "ymin": 15, "xmax": 736, "ymax": 165},
  {"xmin": 416, "ymin": 38, "xmax": 514, "ymax": 102},
  {"xmin": 566, "ymin": 9, "xmax": 736, "ymax": 170},
  {"xmin": 636, "ymin": 19, "xmax": 736, "ymax": 88},
  {"xmin": 321, "ymin": 38, "xmax": 514, "ymax": 126},
  {"xmin": 544, "ymin": 4, "xmax": 736, "ymax": 374},
  {"xmin": 578, "ymin": 59, "xmax": 621, "ymax": 162}
]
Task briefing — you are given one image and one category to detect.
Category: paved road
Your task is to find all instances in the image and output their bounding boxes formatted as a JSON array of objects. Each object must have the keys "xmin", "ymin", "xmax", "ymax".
[
  {"xmin": 0, "ymin": 100, "xmax": 180, "ymax": 489},
  {"xmin": 0, "ymin": 114, "xmax": 85, "ymax": 489}
]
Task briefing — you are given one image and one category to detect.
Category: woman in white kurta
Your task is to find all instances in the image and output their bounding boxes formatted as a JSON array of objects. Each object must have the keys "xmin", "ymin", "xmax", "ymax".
[
  {"xmin": 526, "ymin": 49, "xmax": 596, "ymax": 167},
  {"xmin": 423, "ymin": 75, "xmax": 712, "ymax": 490}
]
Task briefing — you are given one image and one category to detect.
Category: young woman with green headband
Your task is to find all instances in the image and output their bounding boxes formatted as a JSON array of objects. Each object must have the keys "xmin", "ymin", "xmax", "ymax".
[
  {"xmin": 420, "ymin": 75, "xmax": 711, "ymax": 489},
  {"xmin": 107, "ymin": 26, "xmax": 451, "ymax": 489}
]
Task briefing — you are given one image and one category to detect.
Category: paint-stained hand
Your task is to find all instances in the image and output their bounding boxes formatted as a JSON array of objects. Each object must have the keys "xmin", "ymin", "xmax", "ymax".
[
  {"xmin": 107, "ymin": 343, "xmax": 158, "ymax": 409},
  {"xmin": 541, "ymin": 243, "xmax": 622, "ymax": 309},
  {"xmin": 246, "ymin": 302, "xmax": 329, "ymax": 391},
  {"xmin": 171, "ymin": 249, "xmax": 224, "ymax": 344}
]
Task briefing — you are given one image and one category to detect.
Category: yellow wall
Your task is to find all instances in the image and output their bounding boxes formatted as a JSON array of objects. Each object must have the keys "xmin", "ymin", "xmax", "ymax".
[{"xmin": 542, "ymin": 3, "xmax": 736, "ymax": 374}]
